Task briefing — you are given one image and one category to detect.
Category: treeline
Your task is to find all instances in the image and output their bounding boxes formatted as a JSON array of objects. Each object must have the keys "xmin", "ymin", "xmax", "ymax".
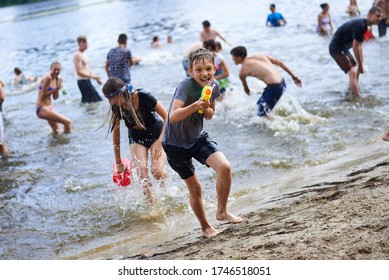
[{"xmin": 0, "ymin": 0, "xmax": 47, "ymax": 8}]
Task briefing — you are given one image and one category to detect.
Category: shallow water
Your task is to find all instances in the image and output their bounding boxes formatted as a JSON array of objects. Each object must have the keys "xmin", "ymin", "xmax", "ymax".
[{"xmin": 0, "ymin": 0, "xmax": 388, "ymax": 259}]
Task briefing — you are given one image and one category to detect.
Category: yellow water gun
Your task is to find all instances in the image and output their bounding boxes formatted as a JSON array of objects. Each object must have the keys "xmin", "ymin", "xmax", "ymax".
[{"xmin": 198, "ymin": 85, "xmax": 213, "ymax": 114}]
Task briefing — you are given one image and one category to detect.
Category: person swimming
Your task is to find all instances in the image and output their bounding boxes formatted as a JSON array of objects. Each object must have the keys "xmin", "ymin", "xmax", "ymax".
[{"xmin": 13, "ymin": 67, "xmax": 37, "ymax": 87}]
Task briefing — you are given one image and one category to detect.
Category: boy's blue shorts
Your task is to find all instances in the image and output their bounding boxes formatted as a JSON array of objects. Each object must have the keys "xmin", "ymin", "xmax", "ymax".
[
  {"xmin": 162, "ymin": 132, "xmax": 219, "ymax": 179},
  {"xmin": 257, "ymin": 79, "xmax": 286, "ymax": 116}
]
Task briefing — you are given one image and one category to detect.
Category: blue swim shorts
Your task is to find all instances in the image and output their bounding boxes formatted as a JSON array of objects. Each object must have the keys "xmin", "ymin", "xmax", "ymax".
[{"xmin": 257, "ymin": 79, "xmax": 286, "ymax": 116}]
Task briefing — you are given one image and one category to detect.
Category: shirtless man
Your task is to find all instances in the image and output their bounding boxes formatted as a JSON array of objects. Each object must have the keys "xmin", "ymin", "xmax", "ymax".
[
  {"xmin": 73, "ymin": 36, "xmax": 102, "ymax": 103},
  {"xmin": 374, "ymin": 0, "xmax": 389, "ymax": 37},
  {"xmin": 230, "ymin": 46, "xmax": 302, "ymax": 117},
  {"xmin": 200, "ymin": 20, "xmax": 229, "ymax": 45},
  {"xmin": 36, "ymin": 62, "xmax": 71, "ymax": 134}
]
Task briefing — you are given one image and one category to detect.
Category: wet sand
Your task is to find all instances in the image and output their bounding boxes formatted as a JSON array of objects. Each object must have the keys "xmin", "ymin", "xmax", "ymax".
[{"xmin": 120, "ymin": 141, "xmax": 389, "ymax": 260}]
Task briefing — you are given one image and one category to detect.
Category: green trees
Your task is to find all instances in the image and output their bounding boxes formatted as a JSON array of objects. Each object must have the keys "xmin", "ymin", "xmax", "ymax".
[{"xmin": 0, "ymin": 0, "xmax": 46, "ymax": 8}]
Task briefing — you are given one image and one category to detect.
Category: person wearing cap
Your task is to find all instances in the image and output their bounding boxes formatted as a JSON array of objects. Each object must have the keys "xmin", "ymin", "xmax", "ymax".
[
  {"xmin": 230, "ymin": 46, "xmax": 302, "ymax": 118},
  {"xmin": 102, "ymin": 77, "xmax": 168, "ymax": 202}
]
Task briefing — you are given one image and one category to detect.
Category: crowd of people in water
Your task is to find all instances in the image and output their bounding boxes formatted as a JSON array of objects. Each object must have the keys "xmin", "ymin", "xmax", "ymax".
[{"xmin": 1, "ymin": 1, "xmax": 389, "ymax": 237}]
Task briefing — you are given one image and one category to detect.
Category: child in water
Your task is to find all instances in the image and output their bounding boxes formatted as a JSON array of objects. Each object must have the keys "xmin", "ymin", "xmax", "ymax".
[
  {"xmin": 162, "ymin": 48, "xmax": 243, "ymax": 237},
  {"xmin": 102, "ymin": 77, "xmax": 168, "ymax": 202}
]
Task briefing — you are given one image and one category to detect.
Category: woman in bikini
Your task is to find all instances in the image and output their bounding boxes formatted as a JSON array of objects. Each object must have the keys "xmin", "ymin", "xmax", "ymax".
[
  {"xmin": 36, "ymin": 61, "xmax": 71, "ymax": 134},
  {"xmin": 102, "ymin": 77, "xmax": 168, "ymax": 202}
]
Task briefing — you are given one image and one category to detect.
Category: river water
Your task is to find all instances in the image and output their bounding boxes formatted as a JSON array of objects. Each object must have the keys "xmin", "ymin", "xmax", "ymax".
[{"xmin": 0, "ymin": 0, "xmax": 388, "ymax": 259}]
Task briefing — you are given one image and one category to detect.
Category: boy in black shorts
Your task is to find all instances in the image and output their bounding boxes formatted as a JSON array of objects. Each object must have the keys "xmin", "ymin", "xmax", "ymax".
[{"xmin": 162, "ymin": 48, "xmax": 243, "ymax": 237}]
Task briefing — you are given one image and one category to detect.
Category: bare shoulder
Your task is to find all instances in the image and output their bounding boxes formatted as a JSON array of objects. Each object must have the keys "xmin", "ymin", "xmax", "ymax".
[
  {"xmin": 73, "ymin": 51, "xmax": 82, "ymax": 61},
  {"xmin": 42, "ymin": 72, "xmax": 51, "ymax": 81}
]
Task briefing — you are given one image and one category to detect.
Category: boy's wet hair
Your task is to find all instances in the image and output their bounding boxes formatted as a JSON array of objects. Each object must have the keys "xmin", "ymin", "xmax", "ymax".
[
  {"xmin": 188, "ymin": 48, "xmax": 214, "ymax": 68},
  {"xmin": 77, "ymin": 35, "xmax": 87, "ymax": 44},
  {"xmin": 230, "ymin": 46, "xmax": 247, "ymax": 58}
]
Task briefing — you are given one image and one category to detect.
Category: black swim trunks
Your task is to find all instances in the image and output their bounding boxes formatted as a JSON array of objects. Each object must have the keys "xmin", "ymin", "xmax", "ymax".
[
  {"xmin": 162, "ymin": 132, "xmax": 219, "ymax": 179},
  {"xmin": 77, "ymin": 79, "xmax": 102, "ymax": 103}
]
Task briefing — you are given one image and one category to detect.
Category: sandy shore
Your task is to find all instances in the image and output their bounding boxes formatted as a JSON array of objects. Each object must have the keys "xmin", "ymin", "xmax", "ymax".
[{"xmin": 120, "ymin": 141, "xmax": 389, "ymax": 260}]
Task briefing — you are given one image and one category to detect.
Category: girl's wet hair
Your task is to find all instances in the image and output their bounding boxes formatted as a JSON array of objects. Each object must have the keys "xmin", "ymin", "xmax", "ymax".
[
  {"xmin": 188, "ymin": 48, "xmax": 214, "ymax": 68},
  {"xmin": 102, "ymin": 77, "xmax": 145, "ymax": 132}
]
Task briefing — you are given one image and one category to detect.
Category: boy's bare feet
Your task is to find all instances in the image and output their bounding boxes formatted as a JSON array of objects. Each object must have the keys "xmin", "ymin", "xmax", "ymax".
[
  {"xmin": 203, "ymin": 226, "xmax": 221, "ymax": 238},
  {"xmin": 216, "ymin": 211, "xmax": 244, "ymax": 224}
]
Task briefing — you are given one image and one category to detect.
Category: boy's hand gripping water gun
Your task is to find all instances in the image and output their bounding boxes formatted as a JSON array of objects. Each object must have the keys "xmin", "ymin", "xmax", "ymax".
[{"xmin": 198, "ymin": 85, "xmax": 213, "ymax": 114}]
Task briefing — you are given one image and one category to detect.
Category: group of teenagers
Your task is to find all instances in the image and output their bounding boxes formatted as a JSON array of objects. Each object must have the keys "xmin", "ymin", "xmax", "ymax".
[{"xmin": 1, "ymin": 1, "xmax": 389, "ymax": 237}]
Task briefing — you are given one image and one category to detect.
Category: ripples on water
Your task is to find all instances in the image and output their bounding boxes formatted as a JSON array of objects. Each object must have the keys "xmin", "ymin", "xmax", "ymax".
[{"xmin": 0, "ymin": 0, "xmax": 388, "ymax": 259}]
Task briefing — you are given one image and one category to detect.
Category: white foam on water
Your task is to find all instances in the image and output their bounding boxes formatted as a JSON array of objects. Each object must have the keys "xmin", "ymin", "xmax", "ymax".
[
  {"xmin": 136, "ymin": 48, "xmax": 180, "ymax": 66},
  {"xmin": 217, "ymin": 82, "xmax": 328, "ymax": 134}
]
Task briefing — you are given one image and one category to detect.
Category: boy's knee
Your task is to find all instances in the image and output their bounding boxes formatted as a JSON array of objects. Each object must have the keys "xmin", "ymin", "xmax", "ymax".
[
  {"xmin": 219, "ymin": 161, "xmax": 232, "ymax": 176},
  {"xmin": 186, "ymin": 181, "xmax": 203, "ymax": 196}
]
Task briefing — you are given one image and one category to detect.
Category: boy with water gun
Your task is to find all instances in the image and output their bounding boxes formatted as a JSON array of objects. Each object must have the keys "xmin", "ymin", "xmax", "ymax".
[{"xmin": 162, "ymin": 48, "xmax": 243, "ymax": 238}]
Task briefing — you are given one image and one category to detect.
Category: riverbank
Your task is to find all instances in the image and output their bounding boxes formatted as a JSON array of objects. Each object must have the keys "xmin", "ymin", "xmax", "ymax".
[{"xmin": 121, "ymin": 141, "xmax": 389, "ymax": 260}]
